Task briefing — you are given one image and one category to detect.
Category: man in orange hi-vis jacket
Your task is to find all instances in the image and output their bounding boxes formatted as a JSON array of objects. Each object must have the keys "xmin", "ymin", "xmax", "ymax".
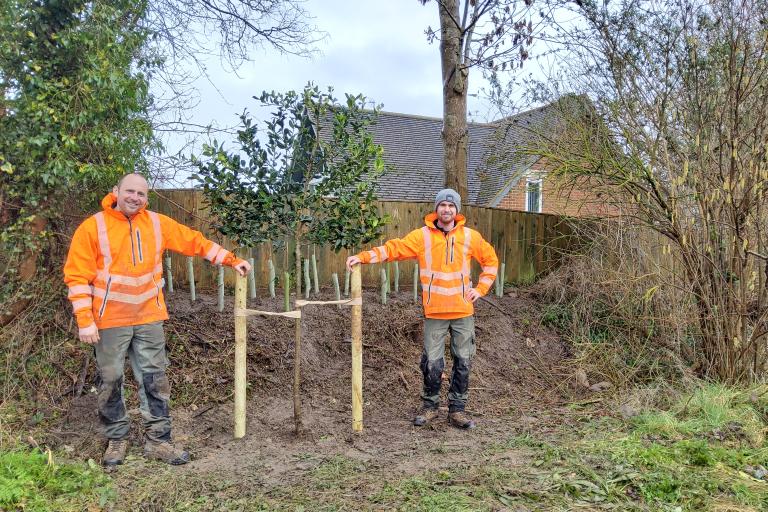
[
  {"xmin": 347, "ymin": 188, "xmax": 498, "ymax": 430},
  {"xmin": 64, "ymin": 173, "xmax": 251, "ymax": 467}
]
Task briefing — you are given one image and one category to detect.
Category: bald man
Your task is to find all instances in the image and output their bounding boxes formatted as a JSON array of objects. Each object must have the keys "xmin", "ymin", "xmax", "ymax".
[{"xmin": 64, "ymin": 173, "xmax": 251, "ymax": 466}]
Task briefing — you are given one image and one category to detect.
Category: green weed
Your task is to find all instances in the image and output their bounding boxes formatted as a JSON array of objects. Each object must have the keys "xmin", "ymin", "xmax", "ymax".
[{"xmin": 0, "ymin": 448, "xmax": 114, "ymax": 511}]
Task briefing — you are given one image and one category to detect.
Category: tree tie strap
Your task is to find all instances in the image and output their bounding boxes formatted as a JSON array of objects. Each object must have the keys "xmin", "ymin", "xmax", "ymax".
[
  {"xmin": 234, "ymin": 307, "xmax": 301, "ymax": 319},
  {"xmin": 295, "ymin": 298, "xmax": 362, "ymax": 308}
]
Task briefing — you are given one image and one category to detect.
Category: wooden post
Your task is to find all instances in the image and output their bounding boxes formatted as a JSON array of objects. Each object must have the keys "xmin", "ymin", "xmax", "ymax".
[
  {"xmin": 380, "ymin": 268, "xmax": 388, "ymax": 305},
  {"xmin": 496, "ymin": 262, "xmax": 506, "ymax": 298},
  {"xmin": 303, "ymin": 259, "xmax": 311, "ymax": 299},
  {"xmin": 351, "ymin": 265, "xmax": 363, "ymax": 432},
  {"xmin": 393, "ymin": 261, "xmax": 400, "ymax": 293},
  {"xmin": 165, "ymin": 255, "xmax": 174, "ymax": 293},
  {"xmin": 217, "ymin": 265, "xmax": 225, "ymax": 312},
  {"xmin": 248, "ymin": 257, "xmax": 257, "ymax": 299},
  {"xmin": 344, "ymin": 268, "xmax": 351, "ymax": 297},
  {"xmin": 234, "ymin": 273, "xmax": 247, "ymax": 439},
  {"xmin": 311, "ymin": 247, "xmax": 319, "ymax": 295},
  {"xmin": 268, "ymin": 259, "xmax": 276, "ymax": 298},
  {"xmin": 413, "ymin": 263, "xmax": 419, "ymax": 303},
  {"xmin": 187, "ymin": 257, "xmax": 196, "ymax": 301},
  {"xmin": 332, "ymin": 273, "xmax": 341, "ymax": 302},
  {"xmin": 283, "ymin": 271, "xmax": 290, "ymax": 312}
]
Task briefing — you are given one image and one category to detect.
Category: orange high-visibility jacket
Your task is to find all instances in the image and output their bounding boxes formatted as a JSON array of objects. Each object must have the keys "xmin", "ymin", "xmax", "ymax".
[
  {"xmin": 64, "ymin": 193, "xmax": 245, "ymax": 335},
  {"xmin": 356, "ymin": 213, "xmax": 498, "ymax": 319}
]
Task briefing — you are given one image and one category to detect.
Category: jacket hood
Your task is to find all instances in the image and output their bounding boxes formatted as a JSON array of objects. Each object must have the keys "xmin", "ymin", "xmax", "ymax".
[
  {"xmin": 424, "ymin": 212, "xmax": 466, "ymax": 230},
  {"xmin": 101, "ymin": 192, "xmax": 148, "ymax": 219}
]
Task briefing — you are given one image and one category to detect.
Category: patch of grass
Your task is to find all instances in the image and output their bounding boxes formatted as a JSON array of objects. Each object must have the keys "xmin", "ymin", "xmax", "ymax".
[{"xmin": 0, "ymin": 448, "xmax": 115, "ymax": 511}]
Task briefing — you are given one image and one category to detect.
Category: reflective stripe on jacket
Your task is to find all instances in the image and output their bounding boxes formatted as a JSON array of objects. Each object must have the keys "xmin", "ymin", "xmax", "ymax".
[
  {"xmin": 64, "ymin": 192, "xmax": 244, "ymax": 331},
  {"xmin": 356, "ymin": 212, "xmax": 498, "ymax": 319}
]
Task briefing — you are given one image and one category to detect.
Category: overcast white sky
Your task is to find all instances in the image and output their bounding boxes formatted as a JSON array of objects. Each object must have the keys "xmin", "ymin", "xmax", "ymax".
[{"xmin": 160, "ymin": 0, "xmax": 539, "ymax": 185}]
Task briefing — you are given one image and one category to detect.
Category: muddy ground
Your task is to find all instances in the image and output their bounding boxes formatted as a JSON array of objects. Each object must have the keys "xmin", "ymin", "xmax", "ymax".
[{"xmin": 45, "ymin": 285, "xmax": 583, "ymax": 508}]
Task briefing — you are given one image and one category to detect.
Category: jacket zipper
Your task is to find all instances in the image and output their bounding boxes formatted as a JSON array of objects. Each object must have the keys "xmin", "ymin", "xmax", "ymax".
[
  {"xmin": 128, "ymin": 219, "xmax": 136, "ymax": 266},
  {"xmin": 136, "ymin": 228, "xmax": 143, "ymax": 263},
  {"xmin": 450, "ymin": 236, "xmax": 455, "ymax": 263},
  {"xmin": 427, "ymin": 274, "xmax": 434, "ymax": 304},
  {"xmin": 99, "ymin": 277, "xmax": 112, "ymax": 318}
]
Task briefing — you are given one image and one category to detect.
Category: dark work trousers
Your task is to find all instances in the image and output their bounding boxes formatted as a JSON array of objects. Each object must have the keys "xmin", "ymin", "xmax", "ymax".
[
  {"xmin": 420, "ymin": 316, "xmax": 476, "ymax": 412},
  {"xmin": 94, "ymin": 321, "xmax": 171, "ymax": 441}
]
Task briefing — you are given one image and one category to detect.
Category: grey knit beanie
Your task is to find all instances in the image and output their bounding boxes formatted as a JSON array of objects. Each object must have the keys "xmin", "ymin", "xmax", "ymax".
[{"xmin": 434, "ymin": 188, "xmax": 461, "ymax": 213}]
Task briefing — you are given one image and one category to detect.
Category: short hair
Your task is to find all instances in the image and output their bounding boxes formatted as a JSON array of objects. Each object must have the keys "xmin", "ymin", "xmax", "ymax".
[{"xmin": 116, "ymin": 173, "xmax": 148, "ymax": 190}]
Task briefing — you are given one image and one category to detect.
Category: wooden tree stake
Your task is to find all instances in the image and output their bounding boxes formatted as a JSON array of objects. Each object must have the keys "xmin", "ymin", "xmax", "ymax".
[
  {"xmin": 165, "ymin": 255, "xmax": 174, "ymax": 293},
  {"xmin": 344, "ymin": 268, "xmax": 351, "ymax": 297},
  {"xmin": 332, "ymin": 273, "xmax": 341, "ymax": 303},
  {"xmin": 351, "ymin": 265, "xmax": 363, "ymax": 432},
  {"xmin": 283, "ymin": 271, "xmax": 291, "ymax": 312},
  {"xmin": 248, "ymin": 256, "xmax": 257, "ymax": 299},
  {"xmin": 217, "ymin": 265, "xmax": 225, "ymax": 312},
  {"xmin": 311, "ymin": 248, "xmax": 319, "ymax": 295},
  {"xmin": 303, "ymin": 259, "xmax": 311, "ymax": 299},
  {"xmin": 393, "ymin": 261, "xmax": 400, "ymax": 293},
  {"xmin": 268, "ymin": 259, "xmax": 276, "ymax": 298},
  {"xmin": 380, "ymin": 268, "xmax": 388, "ymax": 305},
  {"xmin": 234, "ymin": 273, "xmax": 247, "ymax": 438},
  {"xmin": 187, "ymin": 257, "xmax": 196, "ymax": 301},
  {"xmin": 413, "ymin": 263, "xmax": 419, "ymax": 303}
]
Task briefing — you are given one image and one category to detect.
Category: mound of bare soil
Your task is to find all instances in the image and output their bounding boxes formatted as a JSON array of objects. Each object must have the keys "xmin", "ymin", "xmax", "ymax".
[{"xmin": 47, "ymin": 286, "xmax": 571, "ymax": 486}]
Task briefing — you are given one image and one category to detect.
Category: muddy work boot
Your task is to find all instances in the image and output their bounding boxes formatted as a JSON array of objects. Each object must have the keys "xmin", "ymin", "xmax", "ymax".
[
  {"xmin": 448, "ymin": 410, "xmax": 477, "ymax": 430},
  {"xmin": 144, "ymin": 439, "xmax": 190, "ymax": 465},
  {"xmin": 102, "ymin": 439, "xmax": 129, "ymax": 466},
  {"xmin": 413, "ymin": 405, "xmax": 440, "ymax": 426}
]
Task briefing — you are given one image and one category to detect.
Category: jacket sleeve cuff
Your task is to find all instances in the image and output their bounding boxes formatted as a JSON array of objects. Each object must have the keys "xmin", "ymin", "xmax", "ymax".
[
  {"xmin": 75, "ymin": 310, "xmax": 95, "ymax": 329},
  {"xmin": 356, "ymin": 251, "xmax": 371, "ymax": 264},
  {"xmin": 228, "ymin": 256, "xmax": 246, "ymax": 268}
]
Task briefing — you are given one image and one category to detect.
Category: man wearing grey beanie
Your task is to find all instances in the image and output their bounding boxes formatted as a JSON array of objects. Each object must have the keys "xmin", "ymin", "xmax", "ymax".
[{"xmin": 347, "ymin": 188, "xmax": 498, "ymax": 430}]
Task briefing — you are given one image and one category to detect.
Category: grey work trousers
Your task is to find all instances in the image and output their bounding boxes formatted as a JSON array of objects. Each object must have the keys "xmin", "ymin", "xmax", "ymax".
[
  {"xmin": 94, "ymin": 321, "xmax": 171, "ymax": 441},
  {"xmin": 420, "ymin": 316, "xmax": 476, "ymax": 412}
]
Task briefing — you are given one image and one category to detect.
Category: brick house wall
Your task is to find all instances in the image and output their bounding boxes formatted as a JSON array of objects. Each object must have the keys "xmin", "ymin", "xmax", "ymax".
[{"xmin": 494, "ymin": 159, "xmax": 623, "ymax": 218}]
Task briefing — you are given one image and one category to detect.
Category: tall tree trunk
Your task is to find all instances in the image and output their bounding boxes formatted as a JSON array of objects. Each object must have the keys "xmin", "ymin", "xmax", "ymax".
[{"xmin": 438, "ymin": 0, "xmax": 469, "ymax": 199}]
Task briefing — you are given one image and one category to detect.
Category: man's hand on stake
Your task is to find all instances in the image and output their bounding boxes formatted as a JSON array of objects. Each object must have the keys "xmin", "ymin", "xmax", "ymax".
[
  {"xmin": 233, "ymin": 259, "xmax": 252, "ymax": 277},
  {"xmin": 465, "ymin": 288, "xmax": 481, "ymax": 303},
  {"xmin": 346, "ymin": 256, "xmax": 361, "ymax": 272}
]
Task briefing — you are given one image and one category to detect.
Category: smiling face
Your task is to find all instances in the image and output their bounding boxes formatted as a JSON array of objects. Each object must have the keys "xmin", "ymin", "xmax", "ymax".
[
  {"xmin": 112, "ymin": 174, "xmax": 148, "ymax": 217},
  {"xmin": 436, "ymin": 200, "xmax": 457, "ymax": 226}
]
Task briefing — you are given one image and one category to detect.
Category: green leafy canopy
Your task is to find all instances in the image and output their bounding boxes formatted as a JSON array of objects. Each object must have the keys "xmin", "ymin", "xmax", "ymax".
[{"xmin": 191, "ymin": 83, "xmax": 388, "ymax": 252}]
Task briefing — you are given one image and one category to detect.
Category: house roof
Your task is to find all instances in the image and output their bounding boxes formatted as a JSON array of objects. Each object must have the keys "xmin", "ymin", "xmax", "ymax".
[{"xmin": 362, "ymin": 98, "xmax": 571, "ymax": 206}]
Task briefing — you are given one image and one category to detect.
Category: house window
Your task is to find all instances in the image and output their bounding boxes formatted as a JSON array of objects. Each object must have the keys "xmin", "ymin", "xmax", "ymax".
[{"xmin": 526, "ymin": 178, "xmax": 543, "ymax": 213}]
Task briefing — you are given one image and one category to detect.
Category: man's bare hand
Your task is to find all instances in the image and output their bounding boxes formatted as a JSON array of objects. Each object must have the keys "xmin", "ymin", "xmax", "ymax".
[
  {"xmin": 465, "ymin": 288, "xmax": 481, "ymax": 303},
  {"xmin": 346, "ymin": 256, "xmax": 361, "ymax": 272},
  {"xmin": 233, "ymin": 259, "xmax": 252, "ymax": 277},
  {"xmin": 79, "ymin": 324, "xmax": 100, "ymax": 345}
]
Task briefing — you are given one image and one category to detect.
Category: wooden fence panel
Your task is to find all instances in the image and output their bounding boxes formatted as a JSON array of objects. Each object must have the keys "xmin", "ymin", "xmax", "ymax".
[{"xmin": 150, "ymin": 190, "xmax": 580, "ymax": 290}]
